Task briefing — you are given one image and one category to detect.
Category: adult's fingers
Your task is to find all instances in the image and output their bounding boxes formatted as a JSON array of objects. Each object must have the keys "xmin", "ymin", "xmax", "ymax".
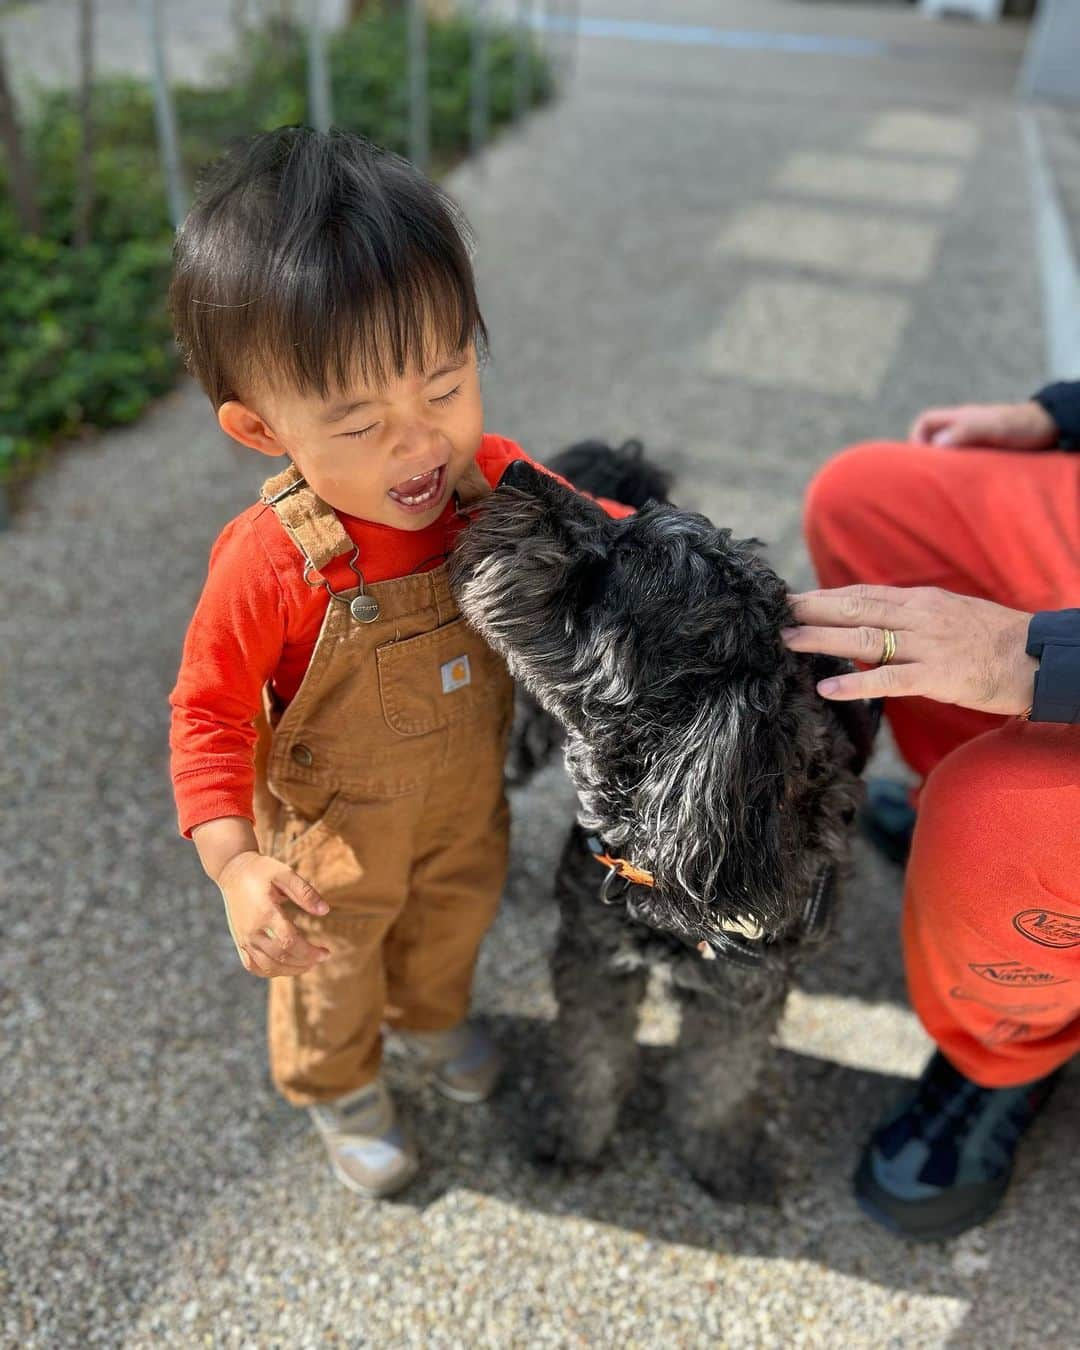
[
  {"xmin": 790, "ymin": 583, "xmax": 918, "ymax": 607},
  {"xmin": 270, "ymin": 862, "xmax": 329, "ymax": 916},
  {"xmin": 781, "ymin": 622, "xmax": 907, "ymax": 666},
  {"xmin": 909, "ymin": 408, "xmax": 954, "ymax": 444},
  {"xmin": 815, "ymin": 661, "xmax": 923, "ymax": 702},
  {"xmin": 787, "ymin": 586, "xmax": 916, "ymax": 632}
]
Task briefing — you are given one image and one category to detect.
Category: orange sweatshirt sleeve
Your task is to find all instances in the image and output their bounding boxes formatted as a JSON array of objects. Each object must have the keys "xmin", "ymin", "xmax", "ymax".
[
  {"xmin": 169, "ymin": 511, "xmax": 288, "ymax": 838},
  {"xmin": 477, "ymin": 436, "xmax": 637, "ymax": 520}
]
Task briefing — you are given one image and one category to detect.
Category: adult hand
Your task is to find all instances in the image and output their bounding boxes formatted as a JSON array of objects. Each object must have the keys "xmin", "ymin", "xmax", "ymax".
[
  {"xmin": 781, "ymin": 585, "xmax": 1037, "ymax": 716},
  {"xmin": 909, "ymin": 400, "xmax": 1057, "ymax": 451}
]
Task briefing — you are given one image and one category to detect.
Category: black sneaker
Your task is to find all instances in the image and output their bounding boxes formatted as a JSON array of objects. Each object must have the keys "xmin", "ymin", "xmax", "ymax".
[
  {"xmin": 858, "ymin": 778, "xmax": 917, "ymax": 865},
  {"xmin": 854, "ymin": 1051, "xmax": 1061, "ymax": 1242}
]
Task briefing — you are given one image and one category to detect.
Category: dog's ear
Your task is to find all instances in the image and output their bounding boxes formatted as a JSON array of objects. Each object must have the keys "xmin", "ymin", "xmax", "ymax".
[
  {"xmin": 546, "ymin": 437, "xmax": 674, "ymax": 508},
  {"xmin": 494, "ymin": 457, "xmax": 610, "ymax": 543},
  {"xmin": 497, "ymin": 458, "xmax": 544, "ymax": 492}
]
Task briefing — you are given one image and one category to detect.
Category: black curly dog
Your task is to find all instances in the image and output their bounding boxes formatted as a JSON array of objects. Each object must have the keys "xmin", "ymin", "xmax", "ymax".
[{"xmin": 450, "ymin": 441, "xmax": 869, "ymax": 1200}]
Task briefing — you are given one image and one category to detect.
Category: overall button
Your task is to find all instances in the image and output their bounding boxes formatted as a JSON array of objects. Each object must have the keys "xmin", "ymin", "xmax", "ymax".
[{"xmin": 290, "ymin": 743, "xmax": 314, "ymax": 767}]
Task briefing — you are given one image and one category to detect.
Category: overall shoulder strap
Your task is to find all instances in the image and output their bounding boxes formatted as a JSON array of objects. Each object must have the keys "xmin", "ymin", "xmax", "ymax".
[{"xmin": 259, "ymin": 462, "xmax": 353, "ymax": 573}]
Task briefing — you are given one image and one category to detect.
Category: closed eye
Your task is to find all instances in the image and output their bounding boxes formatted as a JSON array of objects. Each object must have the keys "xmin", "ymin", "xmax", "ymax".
[{"xmin": 339, "ymin": 385, "xmax": 461, "ymax": 439}]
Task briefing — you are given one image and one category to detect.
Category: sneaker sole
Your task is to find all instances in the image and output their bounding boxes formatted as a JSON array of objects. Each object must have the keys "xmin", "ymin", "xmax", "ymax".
[
  {"xmin": 431, "ymin": 1075, "xmax": 498, "ymax": 1105},
  {"xmin": 324, "ymin": 1149, "xmax": 420, "ymax": 1200},
  {"xmin": 853, "ymin": 1150, "xmax": 1009, "ymax": 1243}
]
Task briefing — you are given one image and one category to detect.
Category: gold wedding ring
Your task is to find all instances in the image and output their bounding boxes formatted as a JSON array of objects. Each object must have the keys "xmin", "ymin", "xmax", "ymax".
[{"xmin": 879, "ymin": 628, "xmax": 897, "ymax": 667}]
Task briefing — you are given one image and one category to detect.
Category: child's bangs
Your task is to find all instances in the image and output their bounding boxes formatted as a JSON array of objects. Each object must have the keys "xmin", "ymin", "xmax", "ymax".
[
  {"xmin": 172, "ymin": 128, "xmax": 490, "ymax": 408},
  {"xmin": 245, "ymin": 241, "xmax": 486, "ymax": 403}
]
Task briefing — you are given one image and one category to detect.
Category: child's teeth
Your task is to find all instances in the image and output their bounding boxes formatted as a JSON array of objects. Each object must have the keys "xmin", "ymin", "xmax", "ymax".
[{"xmin": 392, "ymin": 468, "xmax": 440, "ymax": 504}]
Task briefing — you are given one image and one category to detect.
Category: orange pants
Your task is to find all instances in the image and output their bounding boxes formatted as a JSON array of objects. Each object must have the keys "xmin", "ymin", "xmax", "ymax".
[{"xmin": 805, "ymin": 442, "xmax": 1080, "ymax": 1086}]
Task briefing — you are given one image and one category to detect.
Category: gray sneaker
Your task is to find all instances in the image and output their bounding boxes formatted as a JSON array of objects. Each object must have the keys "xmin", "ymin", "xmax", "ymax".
[
  {"xmin": 308, "ymin": 1079, "xmax": 418, "ymax": 1199},
  {"xmin": 390, "ymin": 1022, "xmax": 503, "ymax": 1103}
]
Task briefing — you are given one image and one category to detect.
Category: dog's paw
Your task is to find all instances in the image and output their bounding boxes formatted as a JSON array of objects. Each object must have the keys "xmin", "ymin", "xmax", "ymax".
[
  {"xmin": 682, "ymin": 1139, "xmax": 780, "ymax": 1205},
  {"xmin": 531, "ymin": 1113, "xmax": 563, "ymax": 1165},
  {"xmin": 531, "ymin": 1099, "xmax": 609, "ymax": 1172}
]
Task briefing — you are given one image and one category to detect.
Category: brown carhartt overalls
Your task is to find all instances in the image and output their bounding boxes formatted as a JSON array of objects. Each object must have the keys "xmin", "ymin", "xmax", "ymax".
[{"xmin": 252, "ymin": 462, "xmax": 514, "ymax": 1106}]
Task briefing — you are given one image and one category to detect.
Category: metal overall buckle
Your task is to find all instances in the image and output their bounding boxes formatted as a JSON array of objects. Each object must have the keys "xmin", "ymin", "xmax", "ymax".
[{"xmin": 303, "ymin": 547, "xmax": 380, "ymax": 624}]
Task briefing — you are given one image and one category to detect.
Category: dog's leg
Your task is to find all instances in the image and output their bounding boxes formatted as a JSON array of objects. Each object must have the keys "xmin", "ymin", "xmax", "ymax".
[
  {"xmin": 504, "ymin": 688, "xmax": 564, "ymax": 788},
  {"xmin": 536, "ymin": 919, "xmax": 648, "ymax": 1166},
  {"xmin": 664, "ymin": 976, "xmax": 787, "ymax": 1202}
]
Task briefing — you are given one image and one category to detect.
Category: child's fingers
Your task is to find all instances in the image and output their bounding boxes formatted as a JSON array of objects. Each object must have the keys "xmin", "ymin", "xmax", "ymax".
[
  {"xmin": 240, "ymin": 941, "xmax": 323, "ymax": 980},
  {"xmin": 250, "ymin": 918, "xmax": 330, "ymax": 971},
  {"xmin": 270, "ymin": 862, "xmax": 329, "ymax": 916},
  {"xmin": 261, "ymin": 918, "xmax": 329, "ymax": 972},
  {"xmin": 245, "ymin": 933, "xmax": 306, "ymax": 971},
  {"xmin": 238, "ymin": 943, "xmax": 272, "ymax": 977}
]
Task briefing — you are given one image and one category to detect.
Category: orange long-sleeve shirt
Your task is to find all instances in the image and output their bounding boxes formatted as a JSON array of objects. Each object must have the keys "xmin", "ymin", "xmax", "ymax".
[{"xmin": 169, "ymin": 435, "xmax": 631, "ymax": 837}]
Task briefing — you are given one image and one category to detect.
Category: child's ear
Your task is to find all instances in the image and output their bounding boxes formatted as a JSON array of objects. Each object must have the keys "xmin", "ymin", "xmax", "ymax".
[{"xmin": 217, "ymin": 400, "xmax": 284, "ymax": 457}]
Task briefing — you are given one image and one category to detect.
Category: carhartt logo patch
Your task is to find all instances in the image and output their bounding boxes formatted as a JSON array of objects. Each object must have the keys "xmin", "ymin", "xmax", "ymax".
[
  {"xmin": 441, "ymin": 654, "xmax": 471, "ymax": 694},
  {"xmin": 1012, "ymin": 909, "xmax": 1080, "ymax": 949}
]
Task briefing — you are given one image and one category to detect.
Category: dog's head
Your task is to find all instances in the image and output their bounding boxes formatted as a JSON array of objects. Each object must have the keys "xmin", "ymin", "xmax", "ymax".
[{"xmin": 451, "ymin": 459, "xmax": 859, "ymax": 943}]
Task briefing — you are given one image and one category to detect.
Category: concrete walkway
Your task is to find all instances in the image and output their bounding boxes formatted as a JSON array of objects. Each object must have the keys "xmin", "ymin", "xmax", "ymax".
[
  {"xmin": 1, "ymin": 0, "xmax": 244, "ymax": 92},
  {"xmin": 3, "ymin": 3, "xmax": 1077, "ymax": 1346}
]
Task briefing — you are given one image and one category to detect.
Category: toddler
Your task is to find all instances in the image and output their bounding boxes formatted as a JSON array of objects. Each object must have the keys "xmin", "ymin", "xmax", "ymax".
[{"xmin": 169, "ymin": 127, "xmax": 628, "ymax": 1197}]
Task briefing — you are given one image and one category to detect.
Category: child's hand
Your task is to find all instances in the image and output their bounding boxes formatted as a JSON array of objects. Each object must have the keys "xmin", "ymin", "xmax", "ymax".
[{"xmin": 216, "ymin": 851, "xmax": 332, "ymax": 978}]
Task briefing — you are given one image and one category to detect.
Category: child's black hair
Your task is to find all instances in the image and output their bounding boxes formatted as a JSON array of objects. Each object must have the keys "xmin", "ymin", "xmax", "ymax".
[{"xmin": 170, "ymin": 126, "xmax": 488, "ymax": 408}]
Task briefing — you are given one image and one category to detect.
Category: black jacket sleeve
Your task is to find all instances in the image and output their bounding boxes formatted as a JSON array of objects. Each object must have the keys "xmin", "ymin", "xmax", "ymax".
[
  {"xmin": 1027, "ymin": 610, "xmax": 1080, "ymax": 724},
  {"xmin": 1032, "ymin": 381, "xmax": 1080, "ymax": 450}
]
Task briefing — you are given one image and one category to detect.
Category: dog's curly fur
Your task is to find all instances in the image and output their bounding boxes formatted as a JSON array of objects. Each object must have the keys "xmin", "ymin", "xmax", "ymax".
[{"xmin": 450, "ymin": 441, "xmax": 867, "ymax": 1199}]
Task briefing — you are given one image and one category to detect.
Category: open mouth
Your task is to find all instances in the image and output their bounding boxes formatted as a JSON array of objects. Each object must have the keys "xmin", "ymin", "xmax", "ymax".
[{"xmin": 387, "ymin": 464, "xmax": 446, "ymax": 514}]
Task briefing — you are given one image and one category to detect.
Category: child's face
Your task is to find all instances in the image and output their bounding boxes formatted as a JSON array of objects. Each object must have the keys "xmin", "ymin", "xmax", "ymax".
[{"xmin": 219, "ymin": 344, "xmax": 484, "ymax": 529}]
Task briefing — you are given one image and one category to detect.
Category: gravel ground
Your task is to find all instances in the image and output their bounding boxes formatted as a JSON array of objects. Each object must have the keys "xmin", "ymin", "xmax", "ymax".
[{"xmin": 3, "ymin": 3, "xmax": 1078, "ymax": 1347}]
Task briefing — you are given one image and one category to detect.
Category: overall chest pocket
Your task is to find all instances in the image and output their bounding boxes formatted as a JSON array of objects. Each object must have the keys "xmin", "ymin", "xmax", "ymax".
[{"xmin": 376, "ymin": 615, "xmax": 505, "ymax": 737}]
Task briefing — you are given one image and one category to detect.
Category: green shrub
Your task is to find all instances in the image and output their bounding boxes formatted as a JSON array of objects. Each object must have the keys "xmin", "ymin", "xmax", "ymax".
[
  {"xmin": 0, "ymin": 228, "xmax": 175, "ymax": 474},
  {"xmin": 0, "ymin": 6, "xmax": 553, "ymax": 482}
]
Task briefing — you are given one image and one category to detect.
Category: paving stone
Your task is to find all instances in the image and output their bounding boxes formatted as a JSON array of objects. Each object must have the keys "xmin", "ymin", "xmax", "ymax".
[
  {"xmin": 715, "ymin": 202, "xmax": 942, "ymax": 282},
  {"xmin": 775, "ymin": 150, "xmax": 964, "ymax": 209},
  {"xmin": 862, "ymin": 110, "xmax": 980, "ymax": 158},
  {"xmin": 707, "ymin": 279, "xmax": 911, "ymax": 397}
]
